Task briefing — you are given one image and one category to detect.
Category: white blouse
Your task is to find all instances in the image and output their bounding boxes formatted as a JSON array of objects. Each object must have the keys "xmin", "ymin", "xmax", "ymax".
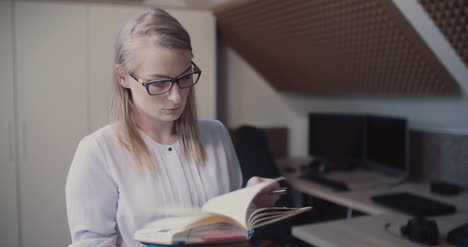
[{"xmin": 65, "ymin": 119, "xmax": 243, "ymax": 247}]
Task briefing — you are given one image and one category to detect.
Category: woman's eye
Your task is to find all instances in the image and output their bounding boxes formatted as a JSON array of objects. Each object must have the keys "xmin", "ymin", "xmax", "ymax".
[
  {"xmin": 179, "ymin": 75, "xmax": 193, "ymax": 85},
  {"xmin": 151, "ymin": 81, "xmax": 170, "ymax": 89},
  {"xmin": 181, "ymin": 75, "xmax": 192, "ymax": 80}
]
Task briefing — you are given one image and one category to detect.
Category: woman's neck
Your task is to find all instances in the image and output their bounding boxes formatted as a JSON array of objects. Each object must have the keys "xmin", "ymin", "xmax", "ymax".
[{"xmin": 133, "ymin": 111, "xmax": 177, "ymax": 145}]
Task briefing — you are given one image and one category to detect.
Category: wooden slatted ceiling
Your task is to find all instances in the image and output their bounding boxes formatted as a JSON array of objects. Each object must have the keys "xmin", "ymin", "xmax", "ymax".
[
  {"xmin": 215, "ymin": 0, "xmax": 460, "ymax": 95},
  {"xmin": 419, "ymin": 0, "xmax": 468, "ymax": 68}
]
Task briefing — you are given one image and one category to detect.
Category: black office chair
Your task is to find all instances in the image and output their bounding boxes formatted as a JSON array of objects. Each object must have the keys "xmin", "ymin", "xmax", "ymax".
[
  {"xmin": 232, "ymin": 125, "xmax": 292, "ymax": 243},
  {"xmin": 233, "ymin": 125, "xmax": 282, "ymax": 185}
]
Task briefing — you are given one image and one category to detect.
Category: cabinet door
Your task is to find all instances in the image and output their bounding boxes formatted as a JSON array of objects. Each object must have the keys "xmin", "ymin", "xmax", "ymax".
[
  {"xmin": 0, "ymin": 1, "xmax": 19, "ymax": 247},
  {"xmin": 169, "ymin": 9, "xmax": 217, "ymax": 120},
  {"xmin": 88, "ymin": 4, "xmax": 144, "ymax": 131},
  {"xmin": 15, "ymin": 2, "xmax": 88, "ymax": 247}
]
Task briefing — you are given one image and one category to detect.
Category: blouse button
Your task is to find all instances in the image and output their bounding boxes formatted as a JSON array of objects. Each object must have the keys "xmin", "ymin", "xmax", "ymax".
[{"xmin": 168, "ymin": 147, "xmax": 172, "ymax": 151}]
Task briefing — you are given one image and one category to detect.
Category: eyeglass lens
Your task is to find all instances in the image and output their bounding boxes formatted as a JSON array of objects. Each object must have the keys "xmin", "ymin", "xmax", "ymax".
[{"xmin": 147, "ymin": 72, "xmax": 200, "ymax": 95}]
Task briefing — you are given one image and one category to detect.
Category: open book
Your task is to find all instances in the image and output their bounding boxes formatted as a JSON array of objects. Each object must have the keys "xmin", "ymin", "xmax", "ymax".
[{"xmin": 134, "ymin": 177, "xmax": 311, "ymax": 246}]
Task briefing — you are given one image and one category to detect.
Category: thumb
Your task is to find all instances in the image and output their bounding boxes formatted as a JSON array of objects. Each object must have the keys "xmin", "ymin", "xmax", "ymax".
[{"xmin": 246, "ymin": 176, "xmax": 265, "ymax": 187}]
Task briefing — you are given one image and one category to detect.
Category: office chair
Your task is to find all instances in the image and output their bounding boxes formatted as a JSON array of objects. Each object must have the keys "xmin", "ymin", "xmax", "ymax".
[
  {"xmin": 232, "ymin": 125, "xmax": 292, "ymax": 244},
  {"xmin": 233, "ymin": 125, "xmax": 282, "ymax": 186}
]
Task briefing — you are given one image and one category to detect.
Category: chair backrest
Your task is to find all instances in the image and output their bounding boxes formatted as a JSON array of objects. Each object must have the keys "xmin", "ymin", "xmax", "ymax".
[
  {"xmin": 232, "ymin": 126, "xmax": 294, "ymax": 242},
  {"xmin": 233, "ymin": 125, "xmax": 282, "ymax": 187}
]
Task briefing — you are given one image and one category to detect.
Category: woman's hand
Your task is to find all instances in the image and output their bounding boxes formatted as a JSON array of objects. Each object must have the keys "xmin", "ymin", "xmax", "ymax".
[{"xmin": 246, "ymin": 176, "xmax": 281, "ymax": 208}]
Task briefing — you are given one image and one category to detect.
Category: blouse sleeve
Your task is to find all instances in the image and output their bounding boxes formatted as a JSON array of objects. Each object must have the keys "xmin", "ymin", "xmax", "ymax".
[
  {"xmin": 65, "ymin": 135, "xmax": 118, "ymax": 247},
  {"xmin": 215, "ymin": 120, "xmax": 243, "ymax": 191}
]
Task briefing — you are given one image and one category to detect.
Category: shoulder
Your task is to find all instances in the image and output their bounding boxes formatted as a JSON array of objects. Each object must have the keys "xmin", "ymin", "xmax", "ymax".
[
  {"xmin": 198, "ymin": 119, "xmax": 226, "ymax": 131},
  {"xmin": 82, "ymin": 124, "xmax": 119, "ymax": 146},
  {"xmin": 76, "ymin": 124, "xmax": 121, "ymax": 157},
  {"xmin": 69, "ymin": 124, "xmax": 122, "ymax": 179},
  {"xmin": 198, "ymin": 119, "xmax": 229, "ymax": 137},
  {"xmin": 198, "ymin": 119, "xmax": 232, "ymax": 144}
]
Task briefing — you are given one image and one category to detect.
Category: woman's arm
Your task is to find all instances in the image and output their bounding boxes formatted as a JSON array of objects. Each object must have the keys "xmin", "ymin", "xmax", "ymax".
[{"xmin": 65, "ymin": 136, "xmax": 119, "ymax": 247}]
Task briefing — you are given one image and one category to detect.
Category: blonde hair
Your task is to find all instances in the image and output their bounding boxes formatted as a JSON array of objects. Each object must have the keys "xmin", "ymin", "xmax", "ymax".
[{"xmin": 111, "ymin": 8, "xmax": 206, "ymax": 172}]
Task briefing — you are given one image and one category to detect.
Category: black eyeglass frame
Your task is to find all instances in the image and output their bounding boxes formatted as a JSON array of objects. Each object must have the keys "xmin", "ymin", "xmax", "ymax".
[{"xmin": 129, "ymin": 61, "xmax": 202, "ymax": 96}]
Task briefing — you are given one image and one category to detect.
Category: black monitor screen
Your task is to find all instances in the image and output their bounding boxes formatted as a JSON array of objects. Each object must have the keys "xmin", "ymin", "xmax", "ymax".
[
  {"xmin": 308, "ymin": 113, "xmax": 366, "ymax": 162},
  {"xmin": 366, "ymin": 115, "xmax": 408, "ymax": 176}
]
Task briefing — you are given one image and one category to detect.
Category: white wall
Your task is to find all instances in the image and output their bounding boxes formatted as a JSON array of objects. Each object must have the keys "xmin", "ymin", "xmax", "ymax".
[
  {"xmin": 221, "ymin": 0, "xmax": 468, "ymax": 157},
  {"xmin": 221, "ymin": 47, "xmax": 308, "ymax": 157}
]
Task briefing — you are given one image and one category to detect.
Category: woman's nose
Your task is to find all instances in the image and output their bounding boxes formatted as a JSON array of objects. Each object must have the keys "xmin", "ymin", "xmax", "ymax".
[{"xmin": 167, "ymin": 83, "xmax": 182, "ymax": 103}]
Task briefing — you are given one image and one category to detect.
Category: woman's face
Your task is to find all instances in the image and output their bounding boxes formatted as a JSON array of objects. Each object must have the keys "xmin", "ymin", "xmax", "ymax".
[{"xmin": 120, "ymin": 41, "xmax": 193, "ymax": 125}]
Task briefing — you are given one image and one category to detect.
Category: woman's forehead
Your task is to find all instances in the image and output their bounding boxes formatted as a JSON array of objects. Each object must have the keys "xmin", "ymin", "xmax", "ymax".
[{"xmin": 132, "ymin": 41, "xmax": 192, "ymax": 77}]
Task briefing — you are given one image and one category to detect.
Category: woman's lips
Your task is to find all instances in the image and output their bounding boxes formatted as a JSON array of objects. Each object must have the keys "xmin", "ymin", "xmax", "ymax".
[{"xmin": 165, "ymin": 106, "xmax": 181, "ymax": 112}]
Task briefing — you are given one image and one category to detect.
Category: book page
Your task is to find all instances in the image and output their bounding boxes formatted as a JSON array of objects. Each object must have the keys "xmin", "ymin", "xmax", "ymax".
[
  {"xmin": 248, "ymin": 208, "xmax": 291, "ymax": 224},
  {"xmin": 248, "ymin": 207, "xmax": 312, "ymax": 229},
  {"xmin": 134, "ymin": 215, "xmax": 209, "ymax": 245},
  {"xmin": 202, "ymin": 177, "xmax": 285, "ymax": 228}
]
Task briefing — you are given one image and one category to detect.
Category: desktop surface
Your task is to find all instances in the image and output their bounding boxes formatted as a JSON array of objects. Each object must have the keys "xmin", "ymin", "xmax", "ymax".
[
  {"xmin": 281, "ymin": 162, "xmax": 468, "ymax": 247},
  {"xmin": 299, "ymin": 171, "xmax": 350, "ymax": 192},
  {"xmin": 293, "ymin": 212, "xmax": 468, "ymax": 247},
  {"xmin": 371, "ymin": 192, "xmax": 457, "ymax": 217}
]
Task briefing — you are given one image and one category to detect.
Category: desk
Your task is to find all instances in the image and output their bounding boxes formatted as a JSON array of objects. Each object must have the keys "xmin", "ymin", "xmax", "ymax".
[
  {"xmin": 287, "ymin": 169, "xmax": 399, "ymax": 215},
  {"xmin": 293, "ymin": 213, "xmax": 468, "ymax": 247},
  {"xmin": 290, "ymin": 172, "xmax": 468, "ymax": 216},
  {"xmin": 277, "ymin": 159, "xmax": 468, "ymax": 247}
]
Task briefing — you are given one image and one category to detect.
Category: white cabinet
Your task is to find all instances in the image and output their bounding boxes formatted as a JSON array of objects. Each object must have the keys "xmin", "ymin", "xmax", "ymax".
[
  {"xmin": 0, "ymin": 1, "xmax": 19, "ymax": 247},
  {"xmin": 88, "ymin": 4, "xmax": 146, "ymax": 131},
  {"xmin": 14, "ymin": 2, "xmax": 88, "ymax": 246},
  {"xmin": 169, "ymin": 9, "xmax": 217, "ymax": 120},
  {"xmin": 1, "ymin": 2, "xmax": 217, "ymax": 247}
]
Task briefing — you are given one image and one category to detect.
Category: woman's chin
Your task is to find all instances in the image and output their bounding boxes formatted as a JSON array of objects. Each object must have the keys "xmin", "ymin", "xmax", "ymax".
[{"xmin": 160, "ymin": 112, "xmax": 183, "ymax": 122}]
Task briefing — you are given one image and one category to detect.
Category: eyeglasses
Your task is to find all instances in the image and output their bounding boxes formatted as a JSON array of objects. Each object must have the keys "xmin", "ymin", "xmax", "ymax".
[{"xmin": 129, "ymin": 61, "xmax": 202, "ymax": 95}]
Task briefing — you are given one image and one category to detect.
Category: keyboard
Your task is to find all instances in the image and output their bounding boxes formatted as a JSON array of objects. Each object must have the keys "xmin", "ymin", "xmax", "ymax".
[
  {"xmin": 371, "ymin": 192, "xmax": 457, "ymax": 217},
  {"xmin": 300, "ymin": 173, "xmax": 350, "ymax": 191}
]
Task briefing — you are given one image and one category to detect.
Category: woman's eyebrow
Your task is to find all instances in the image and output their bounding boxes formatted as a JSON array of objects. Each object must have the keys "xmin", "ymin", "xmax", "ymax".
[
  {"xmin": 146, "ymin": 73, "xmax": 171, "ymax": 79},
  {"xmin": 146, "ymin": 65, "xmax": 192, "ymax": 79}
]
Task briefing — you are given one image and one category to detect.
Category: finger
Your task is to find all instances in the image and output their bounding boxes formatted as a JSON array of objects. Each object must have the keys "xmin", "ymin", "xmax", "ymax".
[
  {"xmin": 263, "ymin": 182, "xmax": 280, "ymax": 193},
  {"xmin": 246, "ymin": 176, "xmax": 264, "ymax": 187}
]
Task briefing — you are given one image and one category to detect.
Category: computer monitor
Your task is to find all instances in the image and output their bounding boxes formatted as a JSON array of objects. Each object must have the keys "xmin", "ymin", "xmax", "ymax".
[
  {"xmin": 308, "ymin": 113, "xmax": 366, "ymax": 164},
  {"xmin": 366, "ymin": 115, "xmax": 409, "ymax": 177}
]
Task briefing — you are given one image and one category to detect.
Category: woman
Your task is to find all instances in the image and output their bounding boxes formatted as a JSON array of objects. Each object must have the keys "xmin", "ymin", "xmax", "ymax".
[{"xmin": 65, "ymin": 8, "xmax": 279, "ymax": 247}]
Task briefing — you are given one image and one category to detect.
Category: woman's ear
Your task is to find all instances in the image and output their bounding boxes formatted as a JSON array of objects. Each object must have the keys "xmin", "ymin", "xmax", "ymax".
[{"xmin": 115, "ymin": 64, "xmax": 130, "ymax": 88}]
